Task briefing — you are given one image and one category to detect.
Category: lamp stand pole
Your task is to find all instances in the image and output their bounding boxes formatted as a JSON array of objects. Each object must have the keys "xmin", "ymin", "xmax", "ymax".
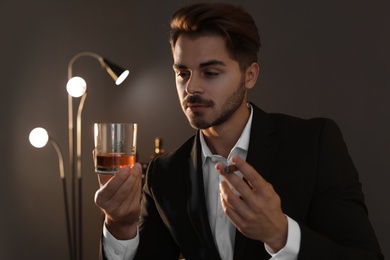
[
  {"xmin": 76, "ymin": 93, "xmax": 87, "ymax": 260},
  {"xmin": 67, "ymin": 52, "xmax": 104, "ymax": 260},
  {"xmin": 50, "ymin": 139, "xmax": 74, "ymax": 259},
  {"xmin": 67, "ymin": 51, "xmax": 129, "ymax": 260}
]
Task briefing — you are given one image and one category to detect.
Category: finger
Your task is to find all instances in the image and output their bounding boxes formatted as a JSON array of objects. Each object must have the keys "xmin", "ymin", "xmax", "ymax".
[
  {"xmin": 96, "ymin": 164, "xmax": 142, "ymax": 215},
  {"xmin": 229, "ymin": 155, "xmax": 268, "ymax": 192},
  {"xmin": 102, "ymin": 166, "xmax": 131, "ymax": 190},
  {"xmin": 113, "ymin": 165, "xmax": 141, "ymax": 198},
  {"xmin": 111, "ymin": 163, "xmax": 142, "ymax": 201},
  {"xmin": 219, "ymin": 180, "xmax": 246, "ymax": 223},
  {"xmin": 95, "ymin": 167, "xmax": 130, "ymax": 209},
  {"xmin": 215, "ymin": 161, "xmax": 253, "ymax": 201},
  {"xmin": 96, "ymin": 164, "xmax": 141, "ymax": 205},
  {"xmin": 111, "ymin": 168, "xmax": 142, "ymax": 216},
  {"xmin": 219, "ymin": 180, "xmax": 241, "ymax": 208}
]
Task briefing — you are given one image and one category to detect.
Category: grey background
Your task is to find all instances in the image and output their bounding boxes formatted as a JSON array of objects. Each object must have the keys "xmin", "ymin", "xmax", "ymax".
[{"xmin": 1, "ymin": 0, "xmax": 388, "ymax": 259}]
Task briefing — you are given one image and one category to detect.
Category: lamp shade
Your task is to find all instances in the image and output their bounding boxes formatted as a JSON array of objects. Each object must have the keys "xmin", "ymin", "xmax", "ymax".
[{"xmin": 102, "ymin": 58, "xmax": 129, "ymax": 85}]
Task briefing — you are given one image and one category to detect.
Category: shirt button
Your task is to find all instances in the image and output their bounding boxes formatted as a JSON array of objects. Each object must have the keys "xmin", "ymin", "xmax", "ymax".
[
  {"xmin": 219, "ymin": 213, "xmax": 225, "ymax": 219},
  {"xmin": 114, "ymin": 250, "xmax": 120, "ymax": 255}
]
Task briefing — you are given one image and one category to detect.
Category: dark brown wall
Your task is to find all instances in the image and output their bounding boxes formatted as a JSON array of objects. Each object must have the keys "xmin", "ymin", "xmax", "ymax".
[{"xmin": 1, "ymin": 0, "xmax": 388, "ymax": 259}]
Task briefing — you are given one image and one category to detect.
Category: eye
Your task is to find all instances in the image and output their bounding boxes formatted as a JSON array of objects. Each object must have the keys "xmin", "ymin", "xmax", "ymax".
[
  {"xmin": 202, "ymin": 70, "xmax": 219, "ymax": 78},
  {"xmin": 176, "ymin": 70, "xmax": 190, "ymax": 79}
]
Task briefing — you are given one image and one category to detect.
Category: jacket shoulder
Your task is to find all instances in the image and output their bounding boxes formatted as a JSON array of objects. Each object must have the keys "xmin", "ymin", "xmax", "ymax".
[
  {"xmin": 146, "ymin": 135, "xmax": 196, "ymax": 178},
  {"xmin": 267, "ymin": 112, "xmax": 341, "ymax": 137}
]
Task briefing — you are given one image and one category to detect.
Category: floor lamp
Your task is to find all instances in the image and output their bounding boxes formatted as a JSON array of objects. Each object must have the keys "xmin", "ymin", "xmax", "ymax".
[
  {"xmin": 29, "ymin": 52, "xmax": 129, "ymax": 260},
  {"xmin": 29, "ymin": 127, "xmax": 73, "ymax": 258},
  {"xmin": 66, "ymin": 52, "xmax": 129, "ymax": 260}
]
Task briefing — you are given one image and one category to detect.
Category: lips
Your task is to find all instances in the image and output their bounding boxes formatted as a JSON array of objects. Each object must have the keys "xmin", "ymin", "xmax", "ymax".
[
  {"xmin": 186, "ymin": 103, "xmax": 208, "ymax": 112},
  {"xmin": 186, "ymin": 102, "xmax": 207, "ymax": 108}
]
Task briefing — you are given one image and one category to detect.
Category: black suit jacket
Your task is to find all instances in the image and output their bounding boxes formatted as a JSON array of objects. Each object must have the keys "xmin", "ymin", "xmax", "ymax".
[{"xmin": 105, "ymin": 104, "xmax": 383, "ymax": 259}]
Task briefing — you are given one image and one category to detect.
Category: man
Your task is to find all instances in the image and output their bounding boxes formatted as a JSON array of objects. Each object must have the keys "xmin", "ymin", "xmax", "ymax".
[{"xmin": 95, "ymin": 3, "xmax": 383, "ymax": 259}]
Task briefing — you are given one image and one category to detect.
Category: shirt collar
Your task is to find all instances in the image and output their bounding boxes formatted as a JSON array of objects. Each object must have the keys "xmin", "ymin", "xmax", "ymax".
[{"xmin": 200, "ymin": 103, "xmax": 253, "ymax": 161}]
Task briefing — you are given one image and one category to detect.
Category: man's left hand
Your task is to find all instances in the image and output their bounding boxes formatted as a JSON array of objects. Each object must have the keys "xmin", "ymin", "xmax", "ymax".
[{"xmin": 216, "ymin": 155, "xmax": 288, "ymax": 252}]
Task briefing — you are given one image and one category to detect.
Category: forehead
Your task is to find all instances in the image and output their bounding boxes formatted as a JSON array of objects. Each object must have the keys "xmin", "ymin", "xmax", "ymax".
[{"xmin": 173, "ymin": 35, "xmax": 234, "ymax": 67}]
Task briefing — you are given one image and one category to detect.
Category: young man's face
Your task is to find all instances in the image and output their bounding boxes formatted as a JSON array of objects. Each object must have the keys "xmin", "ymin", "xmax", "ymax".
[{"xmin": 172, "ymin": 35, "xmax": 248, "ymax": 130}]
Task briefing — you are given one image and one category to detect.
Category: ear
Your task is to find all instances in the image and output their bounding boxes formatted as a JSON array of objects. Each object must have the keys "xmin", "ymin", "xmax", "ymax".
[{"xmin": 244, "ymin": 62, "xmax": 260, "ymax": 90}]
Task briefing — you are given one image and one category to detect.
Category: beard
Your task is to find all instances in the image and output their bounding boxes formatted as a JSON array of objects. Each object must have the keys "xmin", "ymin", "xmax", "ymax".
[{"xmin": 184, "ymin": 81, "xmax": 246, "ymax": 129}]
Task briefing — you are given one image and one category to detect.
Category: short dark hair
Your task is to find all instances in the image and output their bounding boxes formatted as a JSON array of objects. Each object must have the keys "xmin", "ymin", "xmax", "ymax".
[{"xmin": 169, "ymin": 3, "xmax": 261, "ymax": 70}]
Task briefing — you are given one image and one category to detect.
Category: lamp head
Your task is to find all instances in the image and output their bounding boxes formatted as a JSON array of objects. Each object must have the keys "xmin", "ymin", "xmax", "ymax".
[
  {"xmin": 29, "ymin": 127, "xmax": 49, "ymax": 148},
  {"xmin": 67, "ymin": 76, "xmax": 87, "ymax": 97},
  {"xmin": 102, "ymin": 58, "xmax": 129, "ymax": 85}
]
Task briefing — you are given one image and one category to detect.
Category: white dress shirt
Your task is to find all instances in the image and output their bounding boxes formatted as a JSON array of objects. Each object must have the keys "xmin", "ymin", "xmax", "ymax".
[{"xmin": 102, "ymin": 104, "xmax": 301, "ymax": 259}]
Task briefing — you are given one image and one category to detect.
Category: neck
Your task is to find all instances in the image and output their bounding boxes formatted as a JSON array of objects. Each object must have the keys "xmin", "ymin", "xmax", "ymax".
[{"xmin": 202, "ymin": 103, "xmax": 250, "ymax": 158}]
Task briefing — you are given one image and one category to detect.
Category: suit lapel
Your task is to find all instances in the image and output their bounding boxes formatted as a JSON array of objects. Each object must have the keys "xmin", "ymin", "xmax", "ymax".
[
  {"xmin": 246, "ymin": 104, "xmax": 280, "ymax": 181},
  {"xmin": 186, "ymin": 133, "xmax": 221, "ymax": 259},
  {"xmin": 234, "ymin": 104, "xmax": 280, "ymax": 259}
]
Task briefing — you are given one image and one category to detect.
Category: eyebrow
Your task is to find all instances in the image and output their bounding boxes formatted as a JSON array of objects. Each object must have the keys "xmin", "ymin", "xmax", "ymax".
[{"xmin": 173, "ymin": 59, "xmax": 226, "ymax": 69}]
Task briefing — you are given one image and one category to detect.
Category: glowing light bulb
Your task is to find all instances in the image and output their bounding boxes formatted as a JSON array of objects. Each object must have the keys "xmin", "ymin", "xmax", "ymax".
[
  {"xmin": 29, "ymin": 127, "xmax": 49, "ymax": 148},
  {"xmin": 66, "ymin": 76, "xmax": 87, "ymax": 97},
  {"xmin": 115, "ymin": 70, "xmax": 129, "ymax": 85}
]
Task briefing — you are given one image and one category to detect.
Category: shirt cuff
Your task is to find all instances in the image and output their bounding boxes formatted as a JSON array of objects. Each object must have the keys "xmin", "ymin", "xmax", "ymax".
[
  {"xmin": 102, "ymin": 224, "xmax": 139, "ymax": 260},
  {"xmin": 264, "ymin": 215, "xmax": 301, "ymax": 260}
]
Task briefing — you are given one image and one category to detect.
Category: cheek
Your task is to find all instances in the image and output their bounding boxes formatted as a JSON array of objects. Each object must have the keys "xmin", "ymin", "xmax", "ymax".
[
  {"xmin": 175, "ymin": 78, "xmax": 185, "ymax": 91},
  {"xmin": 176, "ymin": 85, "xmax": 186, "ymax": 102}
]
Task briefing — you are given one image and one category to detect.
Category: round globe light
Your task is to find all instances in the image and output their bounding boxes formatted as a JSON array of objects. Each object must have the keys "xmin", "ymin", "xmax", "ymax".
[
  {"xmin": 66, "ymin": 76, "xmax": 87, "ymax": 97},
  {"xmin": 29, "ymin": 127, "xmax": 49, "ymax": 148}
]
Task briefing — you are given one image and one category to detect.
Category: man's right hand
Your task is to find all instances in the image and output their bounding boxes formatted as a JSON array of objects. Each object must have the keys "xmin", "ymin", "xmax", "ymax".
[{"xmin": 94, "ymin": 163, "xmax": 143, "ymax": 240}]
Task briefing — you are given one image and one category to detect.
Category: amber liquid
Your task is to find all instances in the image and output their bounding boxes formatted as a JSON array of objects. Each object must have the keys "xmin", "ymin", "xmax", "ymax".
[{"xmin": 96, "ymin": 153, "xmax": 136, "ymax": 174}]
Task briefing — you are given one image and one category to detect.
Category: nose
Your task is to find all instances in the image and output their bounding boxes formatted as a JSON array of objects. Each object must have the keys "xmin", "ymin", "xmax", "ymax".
[{"xmin": 185, "ymin": 74, "xmax": 203, "ymax": 95}]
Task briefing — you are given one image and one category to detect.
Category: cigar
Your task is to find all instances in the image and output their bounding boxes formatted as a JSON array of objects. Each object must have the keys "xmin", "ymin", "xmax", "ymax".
[{"xmin": 223, "ymin": 165, "xmax": 238, "ymax": 173}]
